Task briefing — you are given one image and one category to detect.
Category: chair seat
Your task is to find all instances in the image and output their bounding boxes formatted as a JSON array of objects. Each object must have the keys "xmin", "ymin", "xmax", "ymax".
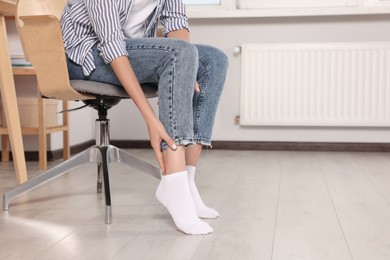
[{"xmin": 70, "ymin": 80, "xmax": 158, "ymax": 99}]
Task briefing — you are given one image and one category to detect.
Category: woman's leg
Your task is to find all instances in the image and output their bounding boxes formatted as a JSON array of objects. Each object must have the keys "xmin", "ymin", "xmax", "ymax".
[
  {"xmin": 185, "ymin": 44, "xmax": 229, "ymax": 219},
  {"xmin": 185, "ymin": 144, "xmax": 220, "ymax": 218},
  {"xmin": 192, "ymin": 44, "xmax": 228, "ymax": 146},
  {"xmin": 67, "ymin": 38, "xmax": 213, "ymax": 235},
  {"xmin": 185, "ymin": 44, "xmax": 228, "ymax": 167},
  {"xmin": 151, "ymin": 39, "xmax": 213, "ymax": 234},
  {"xmin": 184, "ymin": 44, "xmax": 228, "ymax": 165},
  {"xmin": 185, "ymin": 144, "xmax": 203, "ymax": 166}
]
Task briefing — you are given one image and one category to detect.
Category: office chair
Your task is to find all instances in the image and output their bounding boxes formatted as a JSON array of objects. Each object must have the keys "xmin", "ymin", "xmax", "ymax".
[{"xmin": 3, "ymin": 0, "xmax": 160, "ymax": 224}]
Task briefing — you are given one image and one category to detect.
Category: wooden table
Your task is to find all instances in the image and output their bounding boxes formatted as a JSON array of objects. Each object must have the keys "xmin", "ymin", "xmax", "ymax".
[
  {"xmin": 2, "ymin": 66, "xmax": 71, "ymax": 170},
  {"xmin": 0, "ymin": 0, "xmax": 28, "ymax": 184}
]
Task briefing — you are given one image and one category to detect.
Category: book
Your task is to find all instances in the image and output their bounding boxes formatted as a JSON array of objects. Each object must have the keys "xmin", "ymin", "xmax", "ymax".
[{"xmin": 10, "ymin": 55, "xmax": 32, "ymax": 67}]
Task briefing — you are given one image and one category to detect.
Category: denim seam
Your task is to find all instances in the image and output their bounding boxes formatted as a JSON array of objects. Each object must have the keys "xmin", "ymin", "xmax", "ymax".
[
  {"xmin": 170, "ymin": 49, "xmax": 178, "ymax": 139},
  {"xmin": 193, "ymin": 138, "xmax": 212, "ymax": 147},
  {"xmin": 194, "ymin": 56, "xmax": 211, "ymax": 138},
  {"xmin": 160, "ymin": 137, "xmax": 196, "ymax": 150}
]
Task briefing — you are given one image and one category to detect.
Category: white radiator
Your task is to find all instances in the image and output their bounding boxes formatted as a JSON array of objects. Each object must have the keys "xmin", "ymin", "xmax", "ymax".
[{"xmin": 240, "ymin": 42, "xmax": 390, "ymax": 126}]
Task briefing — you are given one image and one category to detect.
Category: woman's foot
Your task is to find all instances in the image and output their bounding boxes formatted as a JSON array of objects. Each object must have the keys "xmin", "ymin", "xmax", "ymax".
[
  {"xmin": 155, "ymin": 171, "xmax": 213, "ymax": 235},
  {"xmin": 187, "ymin": 166, "xmax": 220, "ymax": 219}
]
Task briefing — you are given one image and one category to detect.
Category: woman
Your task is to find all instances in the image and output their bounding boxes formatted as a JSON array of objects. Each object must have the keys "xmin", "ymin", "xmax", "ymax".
[{"xmin": 61, "ymin": 0, "xmax": 228, "ymax": 235}]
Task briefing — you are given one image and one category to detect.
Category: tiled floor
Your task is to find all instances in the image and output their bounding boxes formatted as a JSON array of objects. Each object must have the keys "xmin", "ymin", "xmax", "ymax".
[{"xmin": 1, "ymin": 149, "xmax": 390, "ymax": 259}]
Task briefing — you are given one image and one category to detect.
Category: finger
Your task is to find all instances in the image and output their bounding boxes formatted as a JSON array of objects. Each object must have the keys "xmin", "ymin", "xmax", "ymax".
[
  {"xmin": 163, "ymin": 135, "xmax": 177, "ymax": 151},
  {"xmin": 153, "ymin": 146, "xmax": 165, "ymax": 173},
  {"xmin": 195, "ymin": 82, "xmax": 200, "ymax": 93},
  {"xmin": 157, "ymin": 154, "xmax": 165, "ymax": 173}
]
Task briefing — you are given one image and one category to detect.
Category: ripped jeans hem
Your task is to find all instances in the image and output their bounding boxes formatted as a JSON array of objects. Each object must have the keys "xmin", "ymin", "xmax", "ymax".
[{"xmin": 160, "ymin": 138, "xmax": 212, "ymax": 150}]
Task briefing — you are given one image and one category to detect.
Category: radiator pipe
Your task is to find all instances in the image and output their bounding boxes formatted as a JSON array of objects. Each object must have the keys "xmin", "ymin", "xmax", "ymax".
[{"xmin": 233, "ymin": 46, "xmax": 241, "ymax": 54}]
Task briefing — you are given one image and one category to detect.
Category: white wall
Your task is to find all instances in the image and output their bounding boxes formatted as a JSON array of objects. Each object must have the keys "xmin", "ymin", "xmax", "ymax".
[
  {"xmin": 111, "ymin": 14, "xmax": 390, "ymax": 143},
  {"xmin": 4, "ymin": 14, "xmax": 390, "ymax": 153}
]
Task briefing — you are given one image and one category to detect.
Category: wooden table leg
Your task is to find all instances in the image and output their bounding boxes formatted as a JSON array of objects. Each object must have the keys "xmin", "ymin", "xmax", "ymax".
[
  {"xmin": 0, "ymin": 15, "xmax": 27, "ymax": 184},
  {"xmin": 1, "ymin": 135, "xmax": 10, "ymax": 161},
  {"xmin": 63, "ymin": 101, "xmax": 70, "ymax": 160},
  {"xmin": 38, "ymin": 96, "xmax": 47, "ymax": 170}
]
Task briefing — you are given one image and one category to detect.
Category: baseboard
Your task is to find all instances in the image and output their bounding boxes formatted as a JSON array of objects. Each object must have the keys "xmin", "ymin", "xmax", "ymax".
[
  {"xmin": 110, "ymin": 140, "xmax": 390, "ymax": 152},
  {"xmin": 1, "ymin": 140, "xmax": 95, "ymax": 162},
  {"xmin": 2, "ymin": 140, "xmax": 390, "ymax": 162},
  {"xmin": 209, "ymin": 141, "xmax": 390, "ymax": 152}
]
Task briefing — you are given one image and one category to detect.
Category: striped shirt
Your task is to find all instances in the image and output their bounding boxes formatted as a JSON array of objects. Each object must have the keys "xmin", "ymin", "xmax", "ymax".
[{"xmin": 60, "ymin": 0, "xmax": 189, "ymax": 76}]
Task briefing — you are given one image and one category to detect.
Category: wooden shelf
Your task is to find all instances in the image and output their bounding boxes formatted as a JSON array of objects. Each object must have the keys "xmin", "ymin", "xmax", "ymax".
[
  {"xmin": 0, "ymin": 65, "xmax": 70, "ymax": 170},
  {"xmin": 12, "ymin": 66, "xmax": 35, "ymax": 75},
  {"xmin": 2, "ymin": 125, "xmax": 69, "ymax": 135}
]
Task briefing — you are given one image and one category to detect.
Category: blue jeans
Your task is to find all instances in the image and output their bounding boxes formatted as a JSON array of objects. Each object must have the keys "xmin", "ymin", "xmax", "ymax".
[{"xmin": 67, "ymin": 38, "xmax": 228, "ymax": 149}]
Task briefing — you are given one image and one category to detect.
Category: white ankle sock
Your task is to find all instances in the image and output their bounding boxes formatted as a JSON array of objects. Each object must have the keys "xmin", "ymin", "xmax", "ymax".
[
  {"xmin": 155, "ymin": 171, "xmax": 213, "ymax": 235},
  {"xmin": 186, "ymin": 166, "xmax": 220, "ymax": 219}
]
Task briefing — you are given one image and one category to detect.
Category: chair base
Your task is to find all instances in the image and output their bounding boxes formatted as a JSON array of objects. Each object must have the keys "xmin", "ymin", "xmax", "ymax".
[{"xmin": 3, "ymin": 145, "xmax": 161, "ymax": 224}]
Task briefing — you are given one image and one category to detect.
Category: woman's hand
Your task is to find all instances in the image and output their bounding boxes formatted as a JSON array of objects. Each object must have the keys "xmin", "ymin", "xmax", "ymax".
[
  {"xmin": 146, "ymin": 118, "xmax": 177, "ymax": 173},
  {"xmin": 110, "ymin": 57, "xmax": 177, "ymax": 172}
]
